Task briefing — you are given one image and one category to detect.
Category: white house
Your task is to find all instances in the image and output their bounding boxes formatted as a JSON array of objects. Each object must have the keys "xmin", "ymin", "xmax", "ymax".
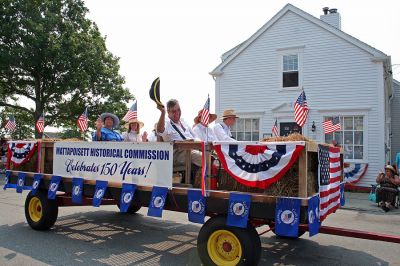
[{"xmin": 210, "ymin": 4, "xmax": 395, "ymax": 187}]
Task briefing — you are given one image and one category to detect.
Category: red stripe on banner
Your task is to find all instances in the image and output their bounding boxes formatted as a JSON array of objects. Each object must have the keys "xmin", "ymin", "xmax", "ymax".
[
  {"xmin": 320, "ymin": 194, "xmax": 340, "ymax": 209},
  {"xmin": 214, "ymin": 144, "xmax": 304, "ymax": 189},
  {"xmin": 319, "ymin": 185, "xmax": 340, "ymax": 198},
  {"xmin": 330, "ymin": 166, "xmax": 341, "ymax": 173},
  {"xmin": 330, "ymin": 157, "xmax": 341, "ymax": 163},
  {"xmin": 320, "ymin": 203, "xmax": 340, "ymax": 221}
]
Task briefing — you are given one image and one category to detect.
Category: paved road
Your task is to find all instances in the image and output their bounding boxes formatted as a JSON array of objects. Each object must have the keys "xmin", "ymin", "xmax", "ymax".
[{"xmin": 0, "ymin": 183, "xmax": 399, "ymax": 265}]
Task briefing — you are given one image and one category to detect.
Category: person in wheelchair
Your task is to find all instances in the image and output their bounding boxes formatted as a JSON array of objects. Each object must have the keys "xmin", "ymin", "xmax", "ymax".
[{"xmin": 375, "ymin": 165, "xmax": 400, "ymax": 212}]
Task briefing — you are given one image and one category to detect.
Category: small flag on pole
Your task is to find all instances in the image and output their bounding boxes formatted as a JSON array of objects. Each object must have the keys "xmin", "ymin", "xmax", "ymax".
[
  {"xmin": 272, "ymin": 119, "xmax": 279, "ymax": 136},
  {"xmin": 122, "ymin": 101, "xmax": 137, "ymax": 122},
  {"xmin": 36, "ymin": 113, "xmax": 45, "ymax": 133},
  {"xmin": 200, "ymin": 96, "xmax": 210, "ymax": 126},
  {"xmin": 322, "ymin": 117, "xmax": 341, "ymax": 134},
  {"xmin": 294, "ymin": 91, "xmax": 309, "ymax": 127},
  {"xmin": 77, "ymin": 108, "xmax": 88, "ymax": 132},
  {"xmin": 4, "ymin": 116, "xmax": 17, "ymax": 132}
]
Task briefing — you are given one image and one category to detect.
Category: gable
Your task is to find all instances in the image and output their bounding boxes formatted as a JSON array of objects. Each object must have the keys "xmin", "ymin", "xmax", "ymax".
[{"xmin": 211, "ymin": 4, "xmax": 387, "ymax": 75}]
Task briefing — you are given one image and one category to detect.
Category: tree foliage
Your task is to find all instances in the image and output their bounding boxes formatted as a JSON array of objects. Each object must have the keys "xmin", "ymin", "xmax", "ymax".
[{"xmin": 0, "ymin": 0, "xmax": 133, "ymax": 137}]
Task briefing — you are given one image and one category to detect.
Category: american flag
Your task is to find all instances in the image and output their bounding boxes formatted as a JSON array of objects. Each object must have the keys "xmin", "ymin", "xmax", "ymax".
[
  {"xmin": 4, "ymin": 116, "xmax": 16, "ymax": 132},
  {"xmin": 77, "ymin": 108, "xmax": 88, "ymax": 132},
  {"xmin": 318, "ymin": 145, "xmax": 341, "ymax": 221},
  {"xmin": 122, "ymin": 101, "xmax": 137, "ymax": 122},
  {"xmin": 272, "ymin": 119, "xmax": 279, "ymax": 136},
  {"xmin": 294, "ymin": 91, "xmax": 309, "ymax": 127},
  {"xmin": 322, "ymin": 117, "xmax": 341, "ymax": 134},
  {"xmin": 36, "ymin": 113, "xmax": 45, "ymax": 133},
  {"xmin": 200, "ymin": 96, "xmax": 210, "ymax": 126}
]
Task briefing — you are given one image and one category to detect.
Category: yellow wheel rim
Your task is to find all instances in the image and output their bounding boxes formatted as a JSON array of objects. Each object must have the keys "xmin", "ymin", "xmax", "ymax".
[
  {"xmin": 207, "ymin": 229, "xmax": 242, "ymax": 266},
  {"xmin": 28, "ymin": 197, "xmax": 42, "ymax": 222}
]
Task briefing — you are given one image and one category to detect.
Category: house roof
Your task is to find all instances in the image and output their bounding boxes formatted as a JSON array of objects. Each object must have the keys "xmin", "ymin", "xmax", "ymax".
[{"xmin": 210, "ymin": 3, "xmax": 388, "ymax": 76}]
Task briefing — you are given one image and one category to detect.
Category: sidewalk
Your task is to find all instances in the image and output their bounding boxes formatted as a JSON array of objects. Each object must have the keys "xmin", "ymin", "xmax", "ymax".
[{"xmin": 343, "ymin": 191, "xmax": 400, "ymax": 214}]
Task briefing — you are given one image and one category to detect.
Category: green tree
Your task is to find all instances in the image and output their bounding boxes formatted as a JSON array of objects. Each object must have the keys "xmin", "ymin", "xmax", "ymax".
[
  {"xmin": 0, "ymin": 0, "xmax": 133, "ymax": 138},
  {"xmin": 0, "ymin": 107, "xmax": 35, "ymax": 139}
]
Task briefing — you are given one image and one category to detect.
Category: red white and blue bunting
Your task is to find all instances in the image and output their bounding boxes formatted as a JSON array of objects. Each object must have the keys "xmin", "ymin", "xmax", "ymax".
[
  {"xmin": 214, "ymin": 141, "xmax": 305, "ymax": 189},
  {"xmin": 7, "ymin": 141, "xmax": 38, "ymax": 166},
  {"xmin": 343, "ymin": 163, "xmax": 368, "ymax": 184}
]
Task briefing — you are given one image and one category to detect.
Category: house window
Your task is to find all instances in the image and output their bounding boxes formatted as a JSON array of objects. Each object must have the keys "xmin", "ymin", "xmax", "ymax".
[
  {"xmin": 324, "ymin": 116, "xmax": 364, "ymax": 160},
  {"xmin": 231, "ymin": 118, "xmax": 260, "ymax": 141},
  {"xmin": 282, "ymin": 54, "xmax": 299, "ymax": 88}
]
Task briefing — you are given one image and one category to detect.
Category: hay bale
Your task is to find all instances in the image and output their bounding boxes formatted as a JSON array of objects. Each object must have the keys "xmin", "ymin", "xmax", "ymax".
[{"xmin": 261, "ymin": 132, "xmax": 313, "ymax": 142}]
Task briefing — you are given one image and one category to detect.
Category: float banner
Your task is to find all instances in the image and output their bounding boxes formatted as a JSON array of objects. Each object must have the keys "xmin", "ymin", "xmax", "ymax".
[
  {"xmin": 3, "ymin": 171, "xmax": 15, "ymax": 190},
  {"xmin": 53, "ymin": 142, "xmax": 173, "ymax": 187},
  {"xmin": 93, "ymin": 180, "xmax": 108, "ymax": 207},
  {"xmin": 308, "ymin": 195, "xmax": 320, "ymax": 237},
  {"xmin": 16, "ymin": 172, "xmax": 26, "ymax": 193},
  {"xmin": 227, "ymin": 193, "xmax": 251, "ymax": 228},
  {"xmin": 340, "ymin": 183, "xmax": 345, "ymax": 206},
  {"xmin": 119, "ymin": 183, "xmax": 137, "ymax": 213},
  {"xmin": 48, "ymin": 175, "xmax": 61, "ymax": 199},
  {"xmin": 31, "ymin": 173, "xmax": 43, "ymax": 195},
  {"xmin": 72, "ymin": 177, "xmax": 84, "ymax": 204},
  {"xmin": 275, "ymin": 197, "xmax": 301, "ymax": 237},
  {"xmin": 147, "ymin": 186, "xmax": 168, "ymax": 218},
  {"xmin": 187, "ymin": 189, "xmax": 206, "ymax": 224}
]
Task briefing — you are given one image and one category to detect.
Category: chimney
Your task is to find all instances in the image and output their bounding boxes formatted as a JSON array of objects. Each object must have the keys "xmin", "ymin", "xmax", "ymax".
[{"xmin": 320, "ymin": 7, "xmax": 341, "ymax": 30}]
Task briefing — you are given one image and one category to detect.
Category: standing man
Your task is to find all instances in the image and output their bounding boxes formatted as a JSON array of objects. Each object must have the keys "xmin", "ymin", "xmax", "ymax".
[
  {"xmin": 156, "ymin": 99, "xmax": 201, "ymax": 167},
  {"xmin": 213, "ymin": 109, "xmax": 239, "ymax": 141}
]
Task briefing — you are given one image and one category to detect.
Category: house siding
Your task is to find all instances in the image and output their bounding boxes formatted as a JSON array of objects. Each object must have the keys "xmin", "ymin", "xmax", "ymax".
[
  {"xmin": 391, "ymin": 80, "xmax": 400, "ymax": 163},
  {"xmin": 215, "ymin": 10, "xmax": 386, "ymax": 187}
]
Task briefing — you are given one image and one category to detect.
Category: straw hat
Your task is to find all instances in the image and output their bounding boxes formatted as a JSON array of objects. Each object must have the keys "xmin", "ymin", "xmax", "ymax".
[
  {"xmin": 124, "ymin": 118, "xmax": 144, "ymax": 129},
  {"xmin": 194, "ymin": 110, "xmax": 217, "ymax": 124},
  {"xmin": 100, "ymin": 113, "xmax": 120, "ymax": 128},
  {"xmin": 385, "ymin": 165, "xmax": 396, "ymax": 174},
  {"xmin": 221, "ymin": 109, "xmax": 239, "ymax": 119}
]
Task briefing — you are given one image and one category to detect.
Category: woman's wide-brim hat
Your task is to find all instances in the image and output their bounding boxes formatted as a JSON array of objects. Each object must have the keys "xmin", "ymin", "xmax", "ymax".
[
  {"xmin": 385, "ymin": 165, "xmax": 396, "ymax": 174},
  {"xmin": 100, "ymin": 113, "xmax": 120, "ymax": 128},
  {"xmin": 194, "ymin": 110, "xmax": 217, "ymax": 124},
  {"xmin": 149, "ymin": 77, "xmax": 164, "ymax": 107},
  {"xmin": 124, "ymin": 118, "xmax": 144, "ymax": 129},
  {"xmin": 221, "ymin": 109, "xmax": 239, "ymax": 119}
]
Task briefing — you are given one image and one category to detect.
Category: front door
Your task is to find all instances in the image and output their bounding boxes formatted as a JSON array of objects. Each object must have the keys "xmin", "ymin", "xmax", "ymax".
[{"xmin": 280, "ymin": 122, "xmax": 302, "ymax": 136}]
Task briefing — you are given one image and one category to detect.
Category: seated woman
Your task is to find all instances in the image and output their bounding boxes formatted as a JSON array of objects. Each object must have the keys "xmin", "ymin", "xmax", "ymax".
[
  {"xmin": 92, "ymin": 113, "xmax": 123, "ymax": 141},
  {"xmin": 122, "ymin": 119, "xmax": 147, "ymax": 142},
  {"xmin": 375, "ymin": 165, "xmax": 400, "ymax": 212},
  {"xmin": 192, "ymin": 110, "xmax": 217, "ymax": 141}
]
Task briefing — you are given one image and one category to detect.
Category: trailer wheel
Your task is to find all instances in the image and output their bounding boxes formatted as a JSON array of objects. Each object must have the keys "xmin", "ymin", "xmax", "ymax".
[
  {"xmin": 25, "ymin": 190, "xmax": 58, "ymax": 230},
  {"xmin": 197, "ymin": 216, "xmax": 261, "ymax": 266}
]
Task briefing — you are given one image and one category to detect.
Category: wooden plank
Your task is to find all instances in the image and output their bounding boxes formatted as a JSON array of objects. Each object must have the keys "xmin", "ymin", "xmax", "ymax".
[{"xmin": 298, "ymin": 146, "xmax": 307, "ymax": 198}]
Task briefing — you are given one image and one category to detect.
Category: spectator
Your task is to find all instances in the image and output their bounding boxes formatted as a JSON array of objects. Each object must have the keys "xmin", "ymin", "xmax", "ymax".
[{"xmin": 375, "ymin": 165, "xmax": 400, "ymax": 212}]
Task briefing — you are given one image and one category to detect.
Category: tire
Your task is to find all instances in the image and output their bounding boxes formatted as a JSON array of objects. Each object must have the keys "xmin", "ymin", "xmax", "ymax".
[
  {"xmin": 197, "ymin": 216, "xmax": 261, "ymax": 266},
  {"xmin": 117, "ymin": 203, "xmax": 142, "ymax": 214},
  {"xmin": 25, "ymin": 190, "xmax": 58, "ymax": 230}
]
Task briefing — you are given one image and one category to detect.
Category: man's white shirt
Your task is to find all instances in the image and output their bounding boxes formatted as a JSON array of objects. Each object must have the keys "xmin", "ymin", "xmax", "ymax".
[
  {"xmin": 158, "ymin": 118, "xmax": 198, "ymax": 141},
  {"xmin": 193, "ymin": 123, "xmax": 217, "ymax": 142},
  {"xmin": 213, "ymin": 122, "xmax": 236, "ymax": 141}
]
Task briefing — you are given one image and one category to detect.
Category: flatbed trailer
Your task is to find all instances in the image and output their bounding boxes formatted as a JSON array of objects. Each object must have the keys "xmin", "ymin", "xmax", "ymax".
[{"xmin": 6, "ymin": 140, "xmax": 399, "ymax": 265}]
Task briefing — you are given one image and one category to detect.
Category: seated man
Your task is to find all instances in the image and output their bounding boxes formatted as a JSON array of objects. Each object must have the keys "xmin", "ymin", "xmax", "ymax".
[
  {"xmin": 156, "ymin": 99, "xmax": 202, "ymax": 169},
  {"xmin": 375, "ymin": 165, "xmax": 400, "ymax": 212},
  {"xmin": 92, "ymin": 113, "xmax": 123, "ymax": 141},
  {"xmin": 213, "ymin": 109, "xmax": 239, "ymax": 141}
]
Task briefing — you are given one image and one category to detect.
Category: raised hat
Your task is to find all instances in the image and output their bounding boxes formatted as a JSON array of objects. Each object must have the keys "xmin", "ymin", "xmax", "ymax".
[
  {"xmin": 149, "ymin": 77, "xmax": 164, "ymax": 107},
  {"xmin": 221, "ymin": 109, "xmax": 239, "ymax": 119},
  {"xmin": 124, "ymin": 118, "xmax": 144, "ymax": 129},
  {"xmin": 100, "ymin": 113, "xmax": 120, "ymax": 128},
  {"xmin": 194, "ymin": 110, "xmax": 217, "ymax": 125}
]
